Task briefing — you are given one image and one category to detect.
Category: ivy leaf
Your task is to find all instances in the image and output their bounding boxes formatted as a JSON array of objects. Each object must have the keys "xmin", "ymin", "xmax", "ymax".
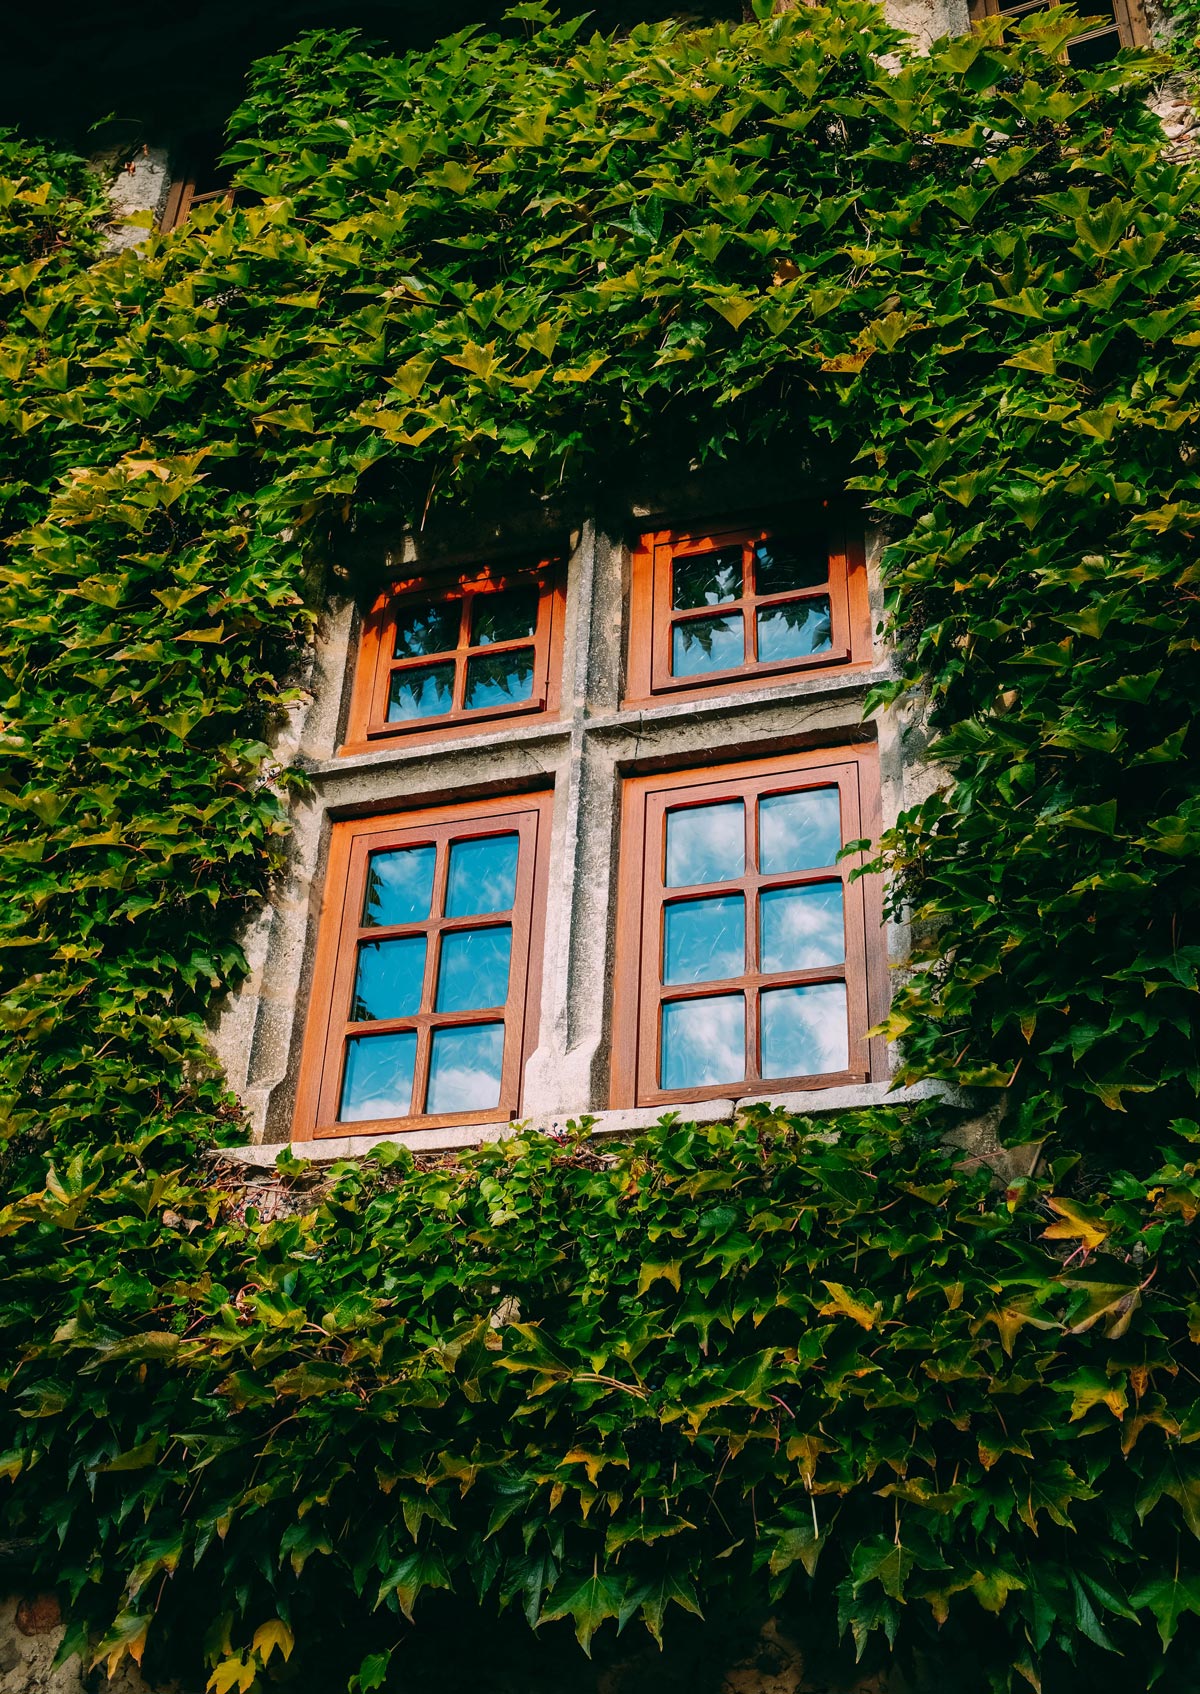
[{"xmin": 1131, "ymin": 1572, "xmax": 1200, "ymax": 1649}]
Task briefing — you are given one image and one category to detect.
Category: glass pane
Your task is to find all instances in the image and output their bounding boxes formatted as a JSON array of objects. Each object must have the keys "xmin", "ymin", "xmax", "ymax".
[
  {"xmin": 760, "ymin": 884, "xmax": 844, "ymax": 973},
  {"xmin": 362, "ymin": 845, "xmax": 436, "ymax": 927},
  {"xmin": 760, "ymin": 982, "xmax": 848, "ymax": 1079},
  {"xmin": 660, "ymin": 994, "xmax": 745, "ymax": 1090},
  {"xmin": 666, "ymin": 801, "xmax": 744, "ymax": 888},
  {"xmin": 445, "ymin": 833, "xmax": 520, "ymax": 917},
  {"xmin": 464, "ymin": 648, "xmax": 535, "ymax": 711},
  {"xmin": 387, "ymin": 661, "xmax": 455, "ymax": 723},
  {"xmin": 339, "ymin": 1031, "xmax": 417, "ymax": 1123},
  {"xmin": 352, "ymin": 936, "xmax": 426, "ymax": 1022},
  {"xmin": 664, "ymin": 895, "xmax": 744, "ymax": 986},
  {"xmin": 436, "ymin": 926, "xmax": 512, "ymax": 1012},
  {"xmin": 756, "ymin": 598, "xmax": 832, "ymax": 663},
  {"xmin": 758, "ymin": 789, "xmax": 841, "ymax": 874},
  {"xmin": 671, "ymin": 545, "xmax": 743, "ymax": 610},
  {"xmin": 426, "ymin": 1022, "xmax": 505, "ymax": 1114},
  {"xmin": 472, "ymin": 585, "xmax": 539, "ymax": 645},
  {"xmin": 393, "ymin": 599, "xmax": 461, "ymax": 660},
  {"xmin": 753, "ymin": 537, "xmax": 827, "ymax": 596},
  {"xmin": 1066, "ymin": 28, "xmax": 1120, "ymax": 66},
  {"xmin": 672, "ymin": 612, "xmax": 744, "ymax": 678}
]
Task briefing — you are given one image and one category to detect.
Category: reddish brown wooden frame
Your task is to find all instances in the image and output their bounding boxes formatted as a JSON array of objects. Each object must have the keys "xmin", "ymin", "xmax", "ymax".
[
  {"xmin": 292, "ymin": 793, "xmax": 553, "ymax": 1140},
  {"xmin": 343, "ymin": 560, "xmax": 565, "ymax": 754},
  {"xmin": 624, "ymin": 512, "xmax": 871, "ymax": 707},
  {"xmin": 610, "ymin": 747, "xmax": 887, "ymax": 1110}
]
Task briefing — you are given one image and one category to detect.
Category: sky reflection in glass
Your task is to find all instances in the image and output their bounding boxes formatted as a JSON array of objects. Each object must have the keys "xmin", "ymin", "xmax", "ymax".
[
  {"xmin": 436, "ymin": 926, "xmax": 511, "ymax": 1011},
  {"xmin": 393, "ymin": 600, "xmax": 459, "ymax": 660},
  {"xmin": 472, "ymin": 586, "xmax": 538, "ymax": 645},
  {"xmin": 339, "ymin": 1031, "xmax": 416, "ymax": 1122},
  {"xmin": 760, "ymin": 884, "xmax": 844, "ymax": 973},
  {"xmin": 672, "ymin": 612, "xmax": 743, "ymax": 677},
  {"xmin": 427, "ymin": 1023, "xmax": 505, "ymax": 1113},
  {"xmin": 361, "ymin": 845, "xmax": 436, "ymax": 927},
  {"xmin": 752, "ymin": 537, "xmax": 827, "ymax": 596},
  {"xmin": 665, "ymin": 801, "xmax": 744, "ymax": 888},
  {"xmin": 760, "ymin": 982, "xmax": 848, "ymax": 1079},
  {"xmin": 756, "ymin": 598, "xmax": 832, "ymax": 663},
  {"xmin": 352, "ymin": 936, "xmax": 426, "ymax": 1022},
  {"xmin": 445, "ymin": 833, "xmax": 519, "ymax": 917},
  {"xmin": 660, "ymin": 993, "xmax": 744, "ymax": 1089},
  {"xmin": 464, "ymin": 648, "xmax": 535, "ymax": 710},
  {"xmin": 758, "ymin": 789, "xmax": 841, "ymax": 874},
  {"xmin": 664, "ymin": 895, "xmax": 744, "ymax": 985},
  {"xmin": 671, "ymin": 546, "xmax": 742, "ymax": 609},
  {"xmin": 387, "ymin": 661, "xmax": 455, "ymax": 722}
]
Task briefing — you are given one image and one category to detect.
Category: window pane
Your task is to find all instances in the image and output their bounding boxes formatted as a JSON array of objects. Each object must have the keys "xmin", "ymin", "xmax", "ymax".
[
  {"xmin": 671, "ymin": 612, "xmax": 744, "ymax": 677},
  {"xmin": 339, "ymin": 1030, "xmax": 417, "ymax": 1122},
  {"xmin": 753, "ymin": 537, "xmax": 827, "ymax": 596},
  {"xmin": 664, "ymin": 895, "xmax": 744, "ymax": 986},
  {"xmin": 445, "ymin": 833, "xmax": 520, "ymax": 917},
  {"xmin": 760, "ymin": 983, "xmax": 848, "ymax": 1079},
  {"xmin": 472, "ymin": 585, "xmax": 539, "ymax": 646},
  {"xmin": 660, "ymin": 994, "xmax": 745, "ymax": 1090},
  {"xmin": 352, "ymin": 936, "xmax": 426, "ymax": 1021},
  {"xmin": 671, "ymin": 545, "xmax": 742, "ymax": 610},
  {"xmin": 426, "ymin": 1023, "xmax": 505, "ymax": 1114},
  {"xmin": 756, "ymin": 598, "xmax": 832, "ymax": 663},
  {"xmin": 436, "ymin": 926, "xmax": 512, "ymax": 1012},
  {"xmin": 362, "ymin": 845, "xmax": 436, "ymax": 927},
  {"xmin": 1066, "ymin": 28, "xmax": 1120, "ymax": 66},
  {"xmin": 760, "ymin": 884, "xmax": 844, "ymax": 973},
  {"xmin": 758, "ymin": 789, "xmax": 841, "ymax": 874},
  {"xmin": 392, "ymin": 599, "xmax": 461, "ymax": 660},
  {"xmin": 464, "ymin": 647, "xmax": 535, "ymax": 710},
  {"xmin": 387, "ymin": 661, "xmax": 455, "ymax": 723},
  {"xmin": 666, "ymin": 801, "xmax": 744, "ymax": 888}
]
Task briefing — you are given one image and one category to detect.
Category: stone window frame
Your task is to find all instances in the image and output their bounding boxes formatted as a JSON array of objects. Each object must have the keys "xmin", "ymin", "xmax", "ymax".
[
  {"xmin": 291, "ymin": 793, "xmax": 553, "ymax": 1141},
  {"xmin": 609, "ymin": 747, "xmax": 887, "ymax": 1112}
]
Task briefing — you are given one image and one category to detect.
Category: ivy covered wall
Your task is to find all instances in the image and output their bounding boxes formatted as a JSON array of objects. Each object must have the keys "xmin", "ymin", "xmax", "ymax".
[{"xmin": 0, "ymin": 5, "xmax": 1199, "ymax": 1691}]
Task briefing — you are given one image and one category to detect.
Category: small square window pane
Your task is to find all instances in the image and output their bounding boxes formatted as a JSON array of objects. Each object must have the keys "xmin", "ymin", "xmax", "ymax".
[
  {"xmin": 664, "ymin": 895, "xmax": 744, "ymax": 986},
  {"xmin": 393, "ymin": 599, "xmax": 460, "ymax": 660},
  {"xmin": 756, "ymin": 598, "xmax": 832, "ymax": 664},
  {"xmin": 671, "ymin": 546, "xmax": 742, "ymax": 610},
  {"xmin": 660, "ymin": 994, "xmax": 745, "ymax": 1091},
  {"xmin": 760, "ymin": 983, "xmax": 848, "ymax": 1080},
  {"xmin": 666, "ymin": 802, "xmax": 744, "ymax": 888},
  {"xmin": 1066, "ymin": 28, "xmax": 1120, "ymax": 66},
  {"xmin": 426, "ymin": 1023, "xmax": 505, "ymax": 1114},
  {"xmin": 671, "ymin": 612, "xmax": 744, "ymax": 678},
  {"xmin": 472, "ymin": 585, "xmax": 539, "ymax": 646},
  {"xmin": 436, "ymin": 926, "xmax": 512, "ymax": 1012},
  {"xmin": 352, "ymin": 936, "xmax": 426, "ymax": 1021},
  {"xmin": 387, "ymin": 661, "xmax": 455, "ymax": 723},
  {"xmin": 339, "ymin": 1031, "xmax": 417, "ymax": 1122},
  {"xmin": 445, "ymin": 833, "xmax": 520, "ymax": 917},
  {"xmin": 753, "ymin": 537, "xmax": 827, "ymax": 596},
  {"xmin": 362, "ymin": 845, "xmax": 436, "ymax": 927},
  {"xmin": 464, "ymin": 648, "xmax": 535, "ymax": 710},
  {"xmin": 758, "ymin": 789, "xmax": 841, "ymax": 874},
  {"xmin": 760, "ymin": 884, "xmax": 844, "ymax": 973}
]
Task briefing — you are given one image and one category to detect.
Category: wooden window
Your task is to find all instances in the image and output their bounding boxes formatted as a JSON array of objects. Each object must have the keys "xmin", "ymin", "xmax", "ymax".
[
  {"xmin": 969, "ymin": 0, "xmax": 1147, "ymax": 64},
  {"xmin": 624, "ymin": 515, "xmax": 869, "ymax": 706},
  {"xmin": 611, "ymin": 748, "xmax": 885, "ymax": 1109},
  {"xmin": 292, "ymin": 794, "xmax": 552, "ymax": 1139},
  {"xmin": 345, "ymin": 560, "xmax": 564, "ymax": 750},
  {"xmin": 160, "ymin": 150, "xmax": 236, "ymax": 233}
]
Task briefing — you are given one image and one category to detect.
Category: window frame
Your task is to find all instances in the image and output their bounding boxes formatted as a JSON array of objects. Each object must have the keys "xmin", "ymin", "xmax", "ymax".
[
  {"xmin": 344, "ymin": 559, "xmax": 565, "ymax": 753},
  {"xmin": 610, "ymin": 747, "xmax": 886, "ymax": 1110},
  {"xmin": 292, "ymin": 793, "xmax": 553, "ymax": 1140},
  {"xmin": 624, "ymin": 512, "xmax": 870, "ymax": 707},
  {"xmin": 968, "ymin": 0, "xmax": 1148, "ymax": 59}
]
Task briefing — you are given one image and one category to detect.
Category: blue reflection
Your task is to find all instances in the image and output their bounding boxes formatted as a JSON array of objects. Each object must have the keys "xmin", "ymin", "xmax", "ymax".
[
  {"xmin": 339, "ymin": 1031, "xmax": 417, "ymax": 1122},
  {"xmin": 760, "ymin": 884, "xmax": 844, "ymax": 973},
  {"xmin": 671, "ymin": 546, "xmax": 742, "ymax": 610},
  {"xmin": 660, "ymin": 994, "xmax": 744, "ymax": 1090},
  {"xmin": 756, "ymin": 599, "xmax": 832, "ymax": 663},
  {"xmin": 436, "ymin": 926, "xmax": 512, "ymax": 1011},
  {"xmin": 426, "ymin": 1023, "xmax": 505, "ymax": 1114},
  {"xmin": 393, "ymin": 599, "xmax": 460, "ymax": 660},
  {"xmin": 663, "ymin": 896, "xmax": 744, "ymax": 985},
  {"xmin": 387, "ymin": 661, "xmax": 455, "ymax": 722},
  {"xmin": 665, "ymin": 802, "xmax": 744, "ymax": 888},
  {"xmin": 362, "ymin": 845, "xmax": 436, "ymax": 927},
  {"xmin": 671, "ymin": 612, "xmax": 744, "ymax": 677},
  {"xmin": 472, "ymin": 586, "xmax": 538, "ymax": 645},
  {"xmin": 445, "ymin": 833, "xmax": 520, "ymax": 916},
  {"xmin": 352, "ymin": 936, "xmax": 426, "ymax": 1022},
  {"xmin": 758, "ymin": 789, "xmax": 841, "ymax": 874},
  {"xmin": 753, "ymin": 538, "xmax": 827, "ymax": 596},
  {"xmin": 464, "ymin": 648, "xmax": 535, "ymax": 710},
  {"xmin": 760, "ymin": 983, "xmax": 848, "ymax": 1080}
]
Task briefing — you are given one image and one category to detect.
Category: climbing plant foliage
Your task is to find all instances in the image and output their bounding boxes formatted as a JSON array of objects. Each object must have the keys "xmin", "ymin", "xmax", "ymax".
[{"xmin": 0, "ymin": 6, "xmax": 1199, "ymax": 1691}]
